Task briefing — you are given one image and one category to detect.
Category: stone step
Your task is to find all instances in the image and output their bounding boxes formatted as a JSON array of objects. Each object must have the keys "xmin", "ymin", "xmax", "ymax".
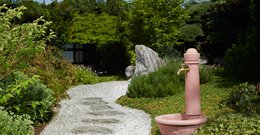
[
  {"xmin": 81, "ymin": 118, "xmax": 120, "ymax": 124},
  {"xmin": 86, "ymin": 110, "xmax": 125, "ymax": 116},
  {"xmin": 71, "ymin": 126, "xmax": 113, "ymax": 134}
]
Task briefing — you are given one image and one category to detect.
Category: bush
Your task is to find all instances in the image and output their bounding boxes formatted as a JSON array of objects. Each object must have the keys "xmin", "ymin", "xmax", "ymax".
[
  {"xmin": 26, "ymin": 46, "xmax": 78, "ymax": 100},
  {"xmin": 75, "ymin": 65, "xmax": 98, "ymax": 84},
  {"xmin": 127, "ymin": 60, "xmax": 215, "ymax": 98},
  {"xmin": 224, "ymin": 27, "xmax": 260, "ymax": 81},
  {"xmin": 223, "ymin": 82, "xmax": 260, "ymax": 114},
  {"xmin": 0, "ymin": 72, "xmax": 55, "ymax": 123},
  {"xmin": 196, "ymin": 113, "xmax": 260, "ymax": 135},
  {"xmin": 0, "ymin": 107, "xmax": 34, "ymax": 135},
  {"xmin": 127, "ymin": 61, "xmax": 185, "ymax": 98},
  {"xmin": 0, "ymin": 5, "xmax": 55, "ymax": 80}
]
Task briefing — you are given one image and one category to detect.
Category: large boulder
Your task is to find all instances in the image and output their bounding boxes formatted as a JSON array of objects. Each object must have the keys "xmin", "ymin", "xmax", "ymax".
[{"xmin": 134, "ymin": 45, "xmax": 164, "ymax": 76}]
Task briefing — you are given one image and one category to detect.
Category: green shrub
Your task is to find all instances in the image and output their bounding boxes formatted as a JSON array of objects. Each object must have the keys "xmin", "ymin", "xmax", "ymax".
[
  {"xmin": 75, "ymin": 65, "xmax": 98, "ymax": 84},
  {"xmin": 223, "ymin": 82, "xmax": 260, "ymax": 114},
  {"xmin": 0, "ymin": 72, "xmax": 55, "ymax": 123},
  {"xmin": 127, "ymin": 61, "xmax": 185, "ymax": 98},
  {"xmin": 0, "ymin": 5, "xmax": 55, "ymax": 80},
  {"xmin": 127, "ymin": 60, "xmax": 215, "ymax": 98},
  {"xmin": 224, "ymin": 27, "xmax": 260, "ymax": 81},
  {"xmin": 0, "ymin": 107, "xmax": 34, "ymax": 135},
  {"xmin": 196, "ymin": 113, "xmax": 260, "ymax": 135}
]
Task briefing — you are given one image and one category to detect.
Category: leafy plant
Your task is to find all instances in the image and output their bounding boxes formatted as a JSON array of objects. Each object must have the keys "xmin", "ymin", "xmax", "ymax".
[
  {"xmin": 223, "ymin": 82, "xmax": 260, "ymax": 114},
  {"xmin": 0, "ymin": 4, "xmax": 55, "ymax": 80},
  {"xmin": 196, "ymin": 113, "xmax": 260, "ymax": 135},
  {"xmin": 75, "ymin": 65, "xmax": 98, "ymax": 84},
  {"xmin": 0, "ymin": 107, "xmax": 34, "ymax": 135},
  {"xmin": 0, "ymin": 72, "xmax": 55, "ymax": 123},
  {"xmin": 25, "ymin": 46, "xmax": 78, "ymax": 100}
]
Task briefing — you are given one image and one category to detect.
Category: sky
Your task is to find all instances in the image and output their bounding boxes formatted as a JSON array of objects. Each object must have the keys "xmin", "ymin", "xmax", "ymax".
[{"xmin": 35, "ymin": 0, "xmax": 62, "ymax": 4}]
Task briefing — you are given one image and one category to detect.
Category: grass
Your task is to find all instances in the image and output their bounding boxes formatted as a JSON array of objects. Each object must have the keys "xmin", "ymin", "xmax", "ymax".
[
  {"xmin": 96, "ymin": 75, "xmax": 127, "ymax": 82},
  {"xmin": 117, "ymin": 80, "xmax": 237, "ymax": 135}
]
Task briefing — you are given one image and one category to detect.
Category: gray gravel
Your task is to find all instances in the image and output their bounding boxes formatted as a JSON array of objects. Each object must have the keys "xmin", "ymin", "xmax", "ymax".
[{"xmin": 41, "ymin": 81, "xmax": 151, "ymax": 135}]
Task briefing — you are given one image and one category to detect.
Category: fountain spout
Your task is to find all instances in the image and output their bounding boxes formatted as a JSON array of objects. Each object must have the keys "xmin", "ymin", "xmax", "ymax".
[{"xmin": 177, "ymin": 64, "xmax": 190, "ymax": 75}]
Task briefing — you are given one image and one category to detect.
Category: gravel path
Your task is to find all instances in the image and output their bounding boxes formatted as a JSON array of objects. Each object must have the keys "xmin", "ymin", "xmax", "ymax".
[{"xmin": 41, "ymin": 81, "xmax": 151, "ymax": 135}]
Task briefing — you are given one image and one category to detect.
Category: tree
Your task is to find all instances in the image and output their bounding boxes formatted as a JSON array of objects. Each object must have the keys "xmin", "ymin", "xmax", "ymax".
[
  {"xmin": 126, "ymin": 0, "xmax": 189, "ymax": 56},
  {"xmin": 67, "ymin": 13, "xmax": 120, "ymax": 45}
]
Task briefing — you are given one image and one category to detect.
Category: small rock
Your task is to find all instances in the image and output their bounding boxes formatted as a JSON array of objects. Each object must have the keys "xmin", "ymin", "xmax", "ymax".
[{"xmin": 125, "ymin": 65, "xmax": 135, "ymax": 78}]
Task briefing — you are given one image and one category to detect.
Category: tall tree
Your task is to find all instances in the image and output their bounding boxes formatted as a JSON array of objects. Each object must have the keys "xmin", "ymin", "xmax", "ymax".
[{"xmin": 127, "ymin": 0, "xmax": 189, "ymax": 55}]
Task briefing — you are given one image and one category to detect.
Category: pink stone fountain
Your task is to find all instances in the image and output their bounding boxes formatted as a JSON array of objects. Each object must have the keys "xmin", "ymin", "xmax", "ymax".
[{"xmin": 155, "ymin": 48, "xmax": 207, "ymax": 135}]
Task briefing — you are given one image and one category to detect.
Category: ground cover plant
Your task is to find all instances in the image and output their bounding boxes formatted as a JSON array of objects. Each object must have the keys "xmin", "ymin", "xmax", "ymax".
[{"xmin": 0, "ymin": 107, "xmax": 34, "ymax": 135}]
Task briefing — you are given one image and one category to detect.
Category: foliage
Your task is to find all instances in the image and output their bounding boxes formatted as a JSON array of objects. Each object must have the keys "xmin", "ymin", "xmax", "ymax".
[
  {"xmin": 67, "ymin": 13, "xmax": 120, "ymax": 45},
  {"xmin": 199, "ymin": 65, "xmax": 215, "ymax": 84},
  {"xmin": 127, "ymin": 61, "xmax": 184, "ymax": 98},
  {"xmin": 178, "ymin": 23, "xmax": 204, "ymax": 48},
  {"xmin": 223, "ymin": 82, "xmax": 260, "ymax": 114},
  {"xmin": 67, "ymin": 13, "xmax": 132, "ymax": 74},
  {"xmin": 0, "ymin": 4, "xmax": 55, "ymax": 80},
  {"xmin": 196, "ymin": 113, "xmax": 260, "ymax": 135},
  {"xmin": 127, "ymin": 60, "xmax": 215, "ymax": 98},
  {"xmin": 127, "ymin": 0, "xmax": 189, "ymax": 56},
  {"xmin": 61, "ymin": 0, "xmax": 96, "ymax": 14},
  {"xmin": 0, "ymin": 72, "xmax": 55, "ymax": 123},
  {"xmin": 25, "ymin": 46, "xmax": 78, "ymax": 100},
  {"xmin": 224, "ymin": 27, "xmax": 260, "ymax": 81},
  {"xmin": 182, "ymin": 0, "xmax": 251, "ymax": 63},
  {"xmin": 75, "ymin": 65, "xmax": 98, "ymax": 84},
  {"xmin": 0, "ymin": 107, "xmax": 34, "ymax": 135},
  {"xmin": 18, "ymin": 1, "xmax": 51, "ymax": 23}
]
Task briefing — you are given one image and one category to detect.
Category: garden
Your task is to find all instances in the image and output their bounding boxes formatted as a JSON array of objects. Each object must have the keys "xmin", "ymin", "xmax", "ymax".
[{"xmin": 0, "ymin": 0, "xmax": 259, "ymax": 134}]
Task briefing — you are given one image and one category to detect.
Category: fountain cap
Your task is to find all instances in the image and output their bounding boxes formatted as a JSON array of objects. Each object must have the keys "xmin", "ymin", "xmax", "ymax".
[{"xmin": 184, "ymin": 48, "xmax": 200, "ymax": 64}]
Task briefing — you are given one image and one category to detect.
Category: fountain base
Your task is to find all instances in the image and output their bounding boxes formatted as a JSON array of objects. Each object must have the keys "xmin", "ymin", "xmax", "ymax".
[{"xmin": 155, "ymin": 113, "xmax": 207, "ymax": 135}]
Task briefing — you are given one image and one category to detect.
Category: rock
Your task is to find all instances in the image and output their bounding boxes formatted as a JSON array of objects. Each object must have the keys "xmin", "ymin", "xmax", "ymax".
[
  {"xmin": 125, "ymin": 65, "xmax": 135, "ymax": 78},
  {"xmin": 90, "ymin": 104, "xmax": 113, "ymax": 110},
  {"xmin": 82, "ymin": 119, "xmax": 120, "ymax": 124},
  {"xmin": 82, "ymin": 97, "xmax": 108, "ymax": 105},
  {"xmin": 87, "ymin": 111, "xmax": 125, "ymax": 116},
  {"xmin": 134, "ymin": 45, "xmax": 164, "ymax": 75},
  {"xmin": 71, "ymin": 126, "xmax": 113, "ymax": 134}
]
